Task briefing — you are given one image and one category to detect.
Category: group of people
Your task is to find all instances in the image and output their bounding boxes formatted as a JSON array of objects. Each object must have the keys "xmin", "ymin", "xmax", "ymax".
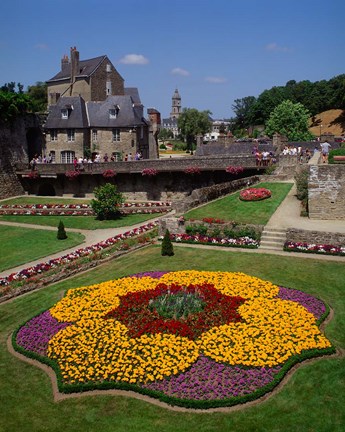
[
  {"xmin": 280, "ymin": 141, "xmax": 332, "ymax": 164},
  {"xmin": 29, "ymin": 153, "xmax": 54, "ymax": 170},
  {"xmin": 252, "ymin": 147, "xmax": 276, "ymax": 167}
]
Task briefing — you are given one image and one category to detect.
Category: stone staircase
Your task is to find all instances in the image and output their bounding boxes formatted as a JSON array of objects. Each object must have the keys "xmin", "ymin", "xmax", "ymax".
[{"xmin": 259, "ymin": 227, "xmax": 287, "ymax": 251}]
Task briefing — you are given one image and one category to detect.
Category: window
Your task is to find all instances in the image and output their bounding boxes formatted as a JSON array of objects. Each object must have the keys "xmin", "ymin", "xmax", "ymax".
[
  {"xmin": 50, "ymin": 130, "xmax": 58, "ymax": 141},
  {"xmin": 106, "ymin": 81, "xmax": 112, "ymax": 95},
  {"xmin": 61, "ymin": 151, "xmax": 75, "ymax": 164},
  {"xmin": 109, "ymin": 108, "xmax": 116, "ymax": 118},
  {"xmin": 112, "ymin": 128, "xmax": 120, "ymax": 142},
  {"xmin": 61, "ymin": 109, "xmax": 68, "ymax": 119},
  {"xmin": 67, "ymin": 129, "xmax": 75, "ymax": 142},
  {"xmin": 92, "ymin": 129, "xmax": 97, "ymax": 142},
  {"xmin": 106, "ymin": 64, "xmax": 112, "ymax": 72}
]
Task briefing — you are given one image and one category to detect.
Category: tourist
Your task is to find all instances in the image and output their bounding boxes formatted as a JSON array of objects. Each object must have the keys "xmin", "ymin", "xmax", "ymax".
[
  {"xmin": 320, "ymin": 140, "xmax": 331, "ymax": 163},
  {"xmin": 103, "ymin": 153, "xmax": 109, "ymax": 162},
  {"xmin": 73, "ymin": 157, "xmax": 78, "ymax": 171},
  {"xmin": 87, "ymin": 158, "xmax": 93, "ymax": 171},
  {"xmin": 128, "ymin": 153, "xmax": 132, "ymax": 161}
]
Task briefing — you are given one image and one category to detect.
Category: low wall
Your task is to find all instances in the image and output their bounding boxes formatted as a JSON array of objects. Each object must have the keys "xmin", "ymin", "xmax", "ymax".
[
  {"xmin": 286, "ymin": 228, "xmax": 345, "ymax": 246},
  {"xmin": 308, "ymin": 165, "xmax": 345, "ymax": 220},
  {"xmin": 173, "ymin": 175, "xmax": 260, "ymax": 213}
]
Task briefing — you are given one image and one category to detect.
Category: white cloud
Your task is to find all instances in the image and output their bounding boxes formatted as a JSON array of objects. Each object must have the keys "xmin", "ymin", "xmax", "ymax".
[
  {"xmin": 205, "ymin": 76, "xmax": 227, "ymax": 84},
  {"xmin": 171, "ymin": 67, "xmax": 190, "ymax": 76},
  {"xmin": 35, "ymin": 43, "xmax": 49, "ymax": 51},
  {"xmin": 265, "ymin": 42, "xmax": 292, "ymax": 52},
  {"xmin": 119, "ymin": 54, "xmax": 149, "ymax": 65}
]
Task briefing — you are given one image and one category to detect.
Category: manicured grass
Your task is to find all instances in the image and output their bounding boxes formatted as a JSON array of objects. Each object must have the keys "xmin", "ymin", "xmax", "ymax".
[
  {"xmin": 0, "ymin": 196, "xmax": 91, "ymax": 205},
  {"xmin": 1, "ymin": 245, "xmax": 344, "ymax": 431},
  {"xmin": 0, "ymin": 213, "xmax": 159, "ymax": 230},
  {"xmin": 185, "ymin": 182, "xmax": 293, "ymax": 225},
  {"xmin": 0, "ymin": 225, "xmax": 85, "ymax": 271}
]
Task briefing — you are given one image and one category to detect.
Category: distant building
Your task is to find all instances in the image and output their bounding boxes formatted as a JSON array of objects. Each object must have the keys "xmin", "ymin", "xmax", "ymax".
[
  {"xmin": 44, "ymin": 47, "xmax": 156, "ymax": 161},
  {"xmin": 204, "ymin": 119, "xmax": 231, "ymax": 141},
  {"xmin": 162, "ymin": 89, "xmax": 182, "ymax": 138}
]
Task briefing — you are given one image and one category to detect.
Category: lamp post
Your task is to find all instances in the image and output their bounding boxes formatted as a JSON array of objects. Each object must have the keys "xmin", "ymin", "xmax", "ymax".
[{"xmin": 319, "ymin": 124, "xmax": 323, "ymax": 140}]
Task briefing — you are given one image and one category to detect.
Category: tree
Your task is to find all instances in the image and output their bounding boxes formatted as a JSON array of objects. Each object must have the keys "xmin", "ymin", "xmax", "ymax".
[
  {"xmin": 0, "ymin": 91, "xmax": 32, "ymax": 123},
  {"xmin": 177, "ymin": 108, "xmax": 212, "ymax": 152},
  {"xmin": 1, "ymin": 82, "xmax": 24, "ymax": 93},
  {"xmin": 27, "ymin": 81, "xmax": 47, "ymax": 112},
  {"xmin": 91, "ymin": 183, "xmax": 125, "ymax": 220},
  {"xmin": 158, "ymin": 128, "xmax": 173, "ymax": 144},
  {"xmin": 161, "ymin": 229, "xmax": 174, "ymax": 256},
  {"xmin": 265, "ymin": 100, "xmax": 314, "ymax": 141},
  {"xmin": 231, "ymin": 96, "xmax": 256, "ymax": 131},
  {"xmin": 57, "ymin": 220, "xmax": 67, "ymax": 240}
]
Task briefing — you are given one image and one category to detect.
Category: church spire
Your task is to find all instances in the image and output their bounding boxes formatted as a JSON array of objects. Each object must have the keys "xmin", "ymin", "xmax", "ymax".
[{"xmin": 170, "ymin": 88, "xmax": 181, "ymax": 119}]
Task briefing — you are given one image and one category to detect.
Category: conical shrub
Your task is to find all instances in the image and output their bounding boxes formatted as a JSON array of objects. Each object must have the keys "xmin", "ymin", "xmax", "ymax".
[
  {"xmin": 57, "ymin": 220, "xmax": 67, "ymax": 240},
  {"xmin": 161, "ymin": 229, "xmax": 174, "ymax": 256}
]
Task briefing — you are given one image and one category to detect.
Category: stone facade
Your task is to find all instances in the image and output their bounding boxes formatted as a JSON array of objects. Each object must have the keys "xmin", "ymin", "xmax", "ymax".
[
  {"xmin": 286, "ymin": 228, "xmax": 345, "ymax": 247},
  {"xmin": 45, "ymin": 128, "xmax": 89, "ymax": 162},
  {"xmin": 308, "ymin": 165, "xmax": 345, "ymax": 220}
]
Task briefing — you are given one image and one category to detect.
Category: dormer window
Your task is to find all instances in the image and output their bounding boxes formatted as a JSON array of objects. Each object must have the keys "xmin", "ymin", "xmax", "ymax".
[
  {"xmin": 109, "ymin": 105, "xmax": 120, "ymax": 119},
  {"xmin": 61, "ymin": 109, "xmax": 68, "ymax": 119}
]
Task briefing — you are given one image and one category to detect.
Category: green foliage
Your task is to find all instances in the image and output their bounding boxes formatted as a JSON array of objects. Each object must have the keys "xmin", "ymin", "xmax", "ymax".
[
  {"xmin": 91, "ymin": 183, "xmax": 125, "ymax": 220},
  {"xmin": 26, "ymin": 81, "xmax": 47, "ymax": 112},
  {"xmin": 0, "ymin": 91, "xmax": 33, "ymax": 123},
  {"xmin": 161, "ymin": 229, "xmax": 174, "ymax": 256},
  {"xmin": 57, "ymin": 220, "xmax": 67, "ymax": 240},
  {"xmin": 158, "ymin": 128, "xmax": 173, "ymax": 143},
  {"xmin": 185, "ymin": 224, "xmax": 208, "ymax": 235},
  {"xmin": 328, "ymin": 148, "xmax": 345, "ymax": 164},
  {"xmin": 172, "ymin": 140, "xmax": 187, "ymax": 151},
  {"xmin": 231, "ymin": 96, "xmax": 257, "ymax": 131},
  {"xmin": 295, "ymin": 168, "xmax": 309, "ymax": 201},
  {"xmin": 149, "ymin": 291, "xmax": 204, "ymax": 319},
  {"xmin": 159, "ymin": 143, "xmax": 167, "ymax": 150},
  {"xmin": 177, "ymin": 108, "xmax": 212, "ymax": 151},
  {"xmin": 265, "ymin": 100, "xmax": 314, "ymax": 141}
]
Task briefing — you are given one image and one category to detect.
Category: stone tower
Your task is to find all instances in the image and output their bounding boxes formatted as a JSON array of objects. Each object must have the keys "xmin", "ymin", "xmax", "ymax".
[{"xmin": 170, "ymin": 89, "xmax": 181, "ymax": 119}]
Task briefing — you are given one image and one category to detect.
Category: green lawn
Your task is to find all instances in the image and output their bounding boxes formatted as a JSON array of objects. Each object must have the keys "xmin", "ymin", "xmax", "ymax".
[
  {"xmin": 0, "ymin": 213, "xmax": 159, "ymax": 230},
  {"xmin": 185, "ymin": 182, "xmax": 293, "ymax": 225},
  {"xmin": 0, "ymin": 225, "xmax": 85, "ymax": 271},
  {"xmin": 1, "ymin": 245, "xmax": 344, "ymax": 432}
]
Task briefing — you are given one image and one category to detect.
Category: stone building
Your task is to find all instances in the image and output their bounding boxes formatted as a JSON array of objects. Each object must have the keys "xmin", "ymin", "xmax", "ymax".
[
  {"xmin": 162, "ymin": 89, "xmax": 181, "ymax": 138},
  {"xmin": 44, "ymin": 47, "xmax": 156, "ymax": 161}
]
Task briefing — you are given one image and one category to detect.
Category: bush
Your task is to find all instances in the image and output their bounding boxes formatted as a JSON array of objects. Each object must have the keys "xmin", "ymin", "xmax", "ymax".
[
  {"xmin": 159, "ymin": 143, "xmax": 167, "ymax": 150},
  {"xmin": 161, "ymin": 229, "xmax": 174, "ymax": 256},
  {"xmin": 57, "ymin": 220, "xmax": 67, "ymax": 240},
  {"xmin": 91, "ymin": 183, "xmax": 125, "ymax": 220},
  {"xmin": 185, "ymin": 224, "xmax": 208, "ymax": 235},
  {"xmin": 328, "ymin": 148, "xmax": 345, "ymax": 164}
]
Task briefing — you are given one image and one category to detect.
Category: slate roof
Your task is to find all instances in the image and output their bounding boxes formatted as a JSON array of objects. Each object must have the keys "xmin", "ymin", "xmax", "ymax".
[
  {"xmin": 87, "ymin": 96, "xmax": 146, "ymax": 128},
  {"xmin": 47, "ymin": 55, "xmax": 109, "ymax": 82},
  {"xmin": 124, "ymin": 87, "xmax": 142, "ymax": 105},
  {"xmin": 44, "ymin": 97, "xmax": 88, "ymax": 129}
]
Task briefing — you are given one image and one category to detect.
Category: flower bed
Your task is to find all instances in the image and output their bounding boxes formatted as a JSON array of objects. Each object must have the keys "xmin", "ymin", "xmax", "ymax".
[
  {"xmin": 141, "ymin": 168, "xmax": 158, "ymax": 176},
  {"xmin": 239, "ymin": 188, "xmax": 271, "ymax": 201},
  {"xmin": 225, "ymin": 166, "xmax": 244, "ymax": 175},
  {"xmin": 167, "ymin": 233, "xmax": 259, "ymax": 248},
  {"xmin": 13, "ymin": 270, "xmax": 334, "ymax": 409},
  {"xmin": 0, "ymin": 222, "xmax": 158, "ymax": 290},
  {"xmin": 284, "ymin": 241, "xmax": 345, "ymax": 256},
  {"xmin": 0, "ymin": 202, "xmax": 172, "ymax": 216}
]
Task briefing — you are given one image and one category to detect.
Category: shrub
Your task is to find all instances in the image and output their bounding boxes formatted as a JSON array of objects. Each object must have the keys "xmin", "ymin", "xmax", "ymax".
[
  {"xmin": 294, "ymin": 168, "xmax": 308, "ymax": 212},
  {"xmin": 185, "ymin": 224, "xmax": 208, "ymax": 235},
  {"xmin": 328, "ymin": 148, "xmax": 345, "ymax": 164},
  {"xmin": 159, "ymin": 143, "xmax": 167, "ymax": 150},
  {"xmin": 161, "ymin": 229, "xmax": 174, "ymax": 256},
  {"xmin": 91, "ymin": 183, "xmax": 125, "ymax": 220},
  {"xmin": 57, "ymin": 220, "xmax": 67, "ymax": 240}
]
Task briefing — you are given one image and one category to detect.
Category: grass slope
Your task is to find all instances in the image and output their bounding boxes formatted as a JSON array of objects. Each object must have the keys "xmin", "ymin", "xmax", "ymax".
[
  {"xmin": 0, "ymin": 225, "xmax": 85, "ymax": 271},
  {"xmin": 185, "ymin": 182, "xmax": 293, "ymax": 225},
  {"xmin": 1, "ymin": 245, "xmax": 344, "ymax": 432}
]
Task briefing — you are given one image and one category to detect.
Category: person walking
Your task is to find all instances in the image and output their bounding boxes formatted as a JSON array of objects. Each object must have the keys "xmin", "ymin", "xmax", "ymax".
[{"xmin": 320, "ymin": 140, "xmax": 331, "ymax": 163}]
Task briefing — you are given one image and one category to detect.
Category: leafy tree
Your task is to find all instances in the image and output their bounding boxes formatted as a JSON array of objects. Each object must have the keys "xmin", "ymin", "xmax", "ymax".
[
  {"xmin": 177, "ymin": 108, "xmax": 212, "ymax": 152},
  {"xmin": 161, "ymin": 229, "xmax": 174, "ymax": 256},
  {"xmin": 27, "ymin": 81, "xmax": 47, "ymax": 112},
  {"xmin": 1, "ymin": 82, "xmax": 24, "ymax": 93},
  {"xmin": 231, "ymin": 96, "xmax": 256, "ymax": 130},
  {"xmin": 57, "ymin": 220, "xmax": 67, "ymax": 240},
  {"xmin": 158, "ymin": 128, "xmax": 173, "ymax": 144},
  {"xmin": 0, "ymin": 91, "xmax": 32, "ymax": 123},
  {"xmin": 91, "ymin": 183, "xmax": 125, "ymax": 220},
  {"xmin": 265, "ymin": 100, "xmax": 314, "ymax": 141}
]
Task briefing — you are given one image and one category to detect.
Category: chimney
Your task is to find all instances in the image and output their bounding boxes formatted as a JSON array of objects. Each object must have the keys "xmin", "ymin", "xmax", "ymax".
[
  {"xmin": 70, "ymin": 46, "xmax": 79, "ymax": 83},
  {"xmin": 61, "ymin": 54, "xmax": 69, "ymax": 73}
]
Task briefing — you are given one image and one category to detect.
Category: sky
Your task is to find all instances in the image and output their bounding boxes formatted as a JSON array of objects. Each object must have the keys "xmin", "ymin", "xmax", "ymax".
[{"xmin": 0, "ymin": 0, "xmax": 344, "ymax": 119}]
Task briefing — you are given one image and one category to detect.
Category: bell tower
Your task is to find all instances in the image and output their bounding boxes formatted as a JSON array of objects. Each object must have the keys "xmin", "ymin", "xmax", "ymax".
[{"xmin": 170, "ymin": 88, "xmax": 181, "ymax": 119}]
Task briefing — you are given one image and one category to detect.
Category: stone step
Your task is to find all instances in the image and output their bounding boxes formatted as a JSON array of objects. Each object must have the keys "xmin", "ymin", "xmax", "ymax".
[
  {"xmin": 259, "ymin": 245, "xmax": 283, "ymax": 251},
  {"xmin": 259, "ymin": 227, "xmax": 286, "ymax": 251}
]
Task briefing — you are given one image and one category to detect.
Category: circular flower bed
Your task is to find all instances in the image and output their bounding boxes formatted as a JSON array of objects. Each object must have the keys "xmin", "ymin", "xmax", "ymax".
[
  {"xmin": 239, "ymin": 188, "xmax": 271, "ymax": 201},
  {"xmin": 14, "ymin": 271, "xmax": 334, "ymax": 409}
]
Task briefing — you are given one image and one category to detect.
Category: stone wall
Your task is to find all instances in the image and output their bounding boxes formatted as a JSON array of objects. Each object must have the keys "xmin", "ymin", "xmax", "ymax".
[
  {"xmin": 286, "ymin": 228, "xmax": 345, "ymax": 246},
  {"xmin": 308, "ymin": 165, "xmax": 345, "ymax": 220},
  {"xmin": 173, "ymin": 175, "xmax": 260, "ymax": 213}
]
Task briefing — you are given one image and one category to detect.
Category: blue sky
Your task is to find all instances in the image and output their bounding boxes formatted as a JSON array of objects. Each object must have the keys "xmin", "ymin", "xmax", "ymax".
[{"xmin": 0, "ymin": 0, "xmax": 344, "ymax": 119}]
